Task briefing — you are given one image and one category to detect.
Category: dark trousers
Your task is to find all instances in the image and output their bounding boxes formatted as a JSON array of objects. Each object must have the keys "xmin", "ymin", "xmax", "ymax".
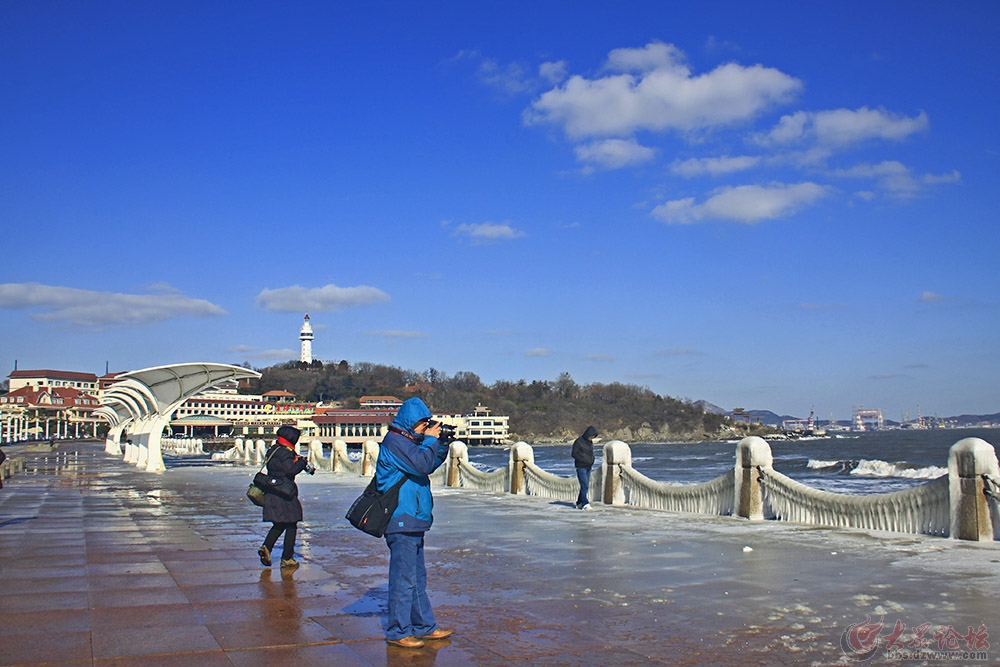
[
  {"xmin": 264, "ymin": 522, "xmax": 297, "ymax": 560},
  {"xmin": 576, "ymin": 467, "xmax": 591, "ymax": 507}
]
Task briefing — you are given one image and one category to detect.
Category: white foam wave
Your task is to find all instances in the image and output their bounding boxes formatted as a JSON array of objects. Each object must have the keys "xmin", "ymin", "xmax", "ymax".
[
  {"xmin": 850, "ymin": 459, "xmax": 947, "ymax": 479},
  {"xmin": 807, "ymin": 459, "xmax": 841, "ymax": 470}
]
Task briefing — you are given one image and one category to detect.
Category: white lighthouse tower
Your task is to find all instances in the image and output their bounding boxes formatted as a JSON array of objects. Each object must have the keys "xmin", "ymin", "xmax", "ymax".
[{"xmin": 299, "ymin": 314, "xmax": 314, "ymax": 364}]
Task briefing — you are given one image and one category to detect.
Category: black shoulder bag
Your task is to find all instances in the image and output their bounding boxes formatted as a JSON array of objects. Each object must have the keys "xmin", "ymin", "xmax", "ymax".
[
  {"xmin": 345, "ymin": 475, "xmax": 408, "ymax": 537},
  {"xmin": 246, "ymin": 447, "xmax": 286, "ymax": 506}
]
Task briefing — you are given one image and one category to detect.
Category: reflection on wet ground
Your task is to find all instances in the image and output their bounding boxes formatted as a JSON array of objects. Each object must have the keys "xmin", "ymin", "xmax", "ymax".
[{"xmin": 0, "ymin": 442, "xmax": 996, "ymax": 665}]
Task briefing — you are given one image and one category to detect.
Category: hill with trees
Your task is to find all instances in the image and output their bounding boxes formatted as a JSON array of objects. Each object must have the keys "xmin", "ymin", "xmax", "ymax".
[{"xmin": 245, "ymin": 360, "xmax": 766, "ymax": 443}]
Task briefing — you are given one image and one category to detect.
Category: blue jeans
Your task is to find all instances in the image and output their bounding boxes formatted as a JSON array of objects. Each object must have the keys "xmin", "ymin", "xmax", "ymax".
[
  {"xmin": 385, "ymin": 531, "xmax": 438, "ymax": 640},
  {"xmin": 576, "ymin": 467, "xmax": 591, "ymax": 507}
]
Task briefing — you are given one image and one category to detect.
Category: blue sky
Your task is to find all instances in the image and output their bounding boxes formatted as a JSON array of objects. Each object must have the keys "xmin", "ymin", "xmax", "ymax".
[{"xmin": 2, "ymin": 1, "xmax": 998, "ymax": 421}]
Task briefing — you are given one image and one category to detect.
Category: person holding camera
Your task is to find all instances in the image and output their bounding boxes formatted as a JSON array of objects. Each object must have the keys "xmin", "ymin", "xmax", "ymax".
[
  {"xmin": 375, "ymin": 397, "xmax": 453, "ymax": 649},
  {"xmin": 257, "ymin": 424, "xmax": 314, "ymax": 568}
]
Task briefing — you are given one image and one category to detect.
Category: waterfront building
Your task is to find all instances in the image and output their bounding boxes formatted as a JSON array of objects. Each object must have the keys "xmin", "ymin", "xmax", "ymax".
[
  {"xmin": 7, "ymin": 369, "xmax": 99, "ymax": 393},
  {"xmin": 168, "ymin": 388, "xmax": 318, "ymax": 440},
  {"xmin": 1, "ymin": 383, "xmax": 102, "ymax": 442},
  {"xmin": 435, "ymin": 404, "xmax": 510, "ymax": 446}
]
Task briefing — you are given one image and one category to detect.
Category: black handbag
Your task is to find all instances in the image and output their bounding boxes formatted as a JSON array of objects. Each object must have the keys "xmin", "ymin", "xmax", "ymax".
[
  {"xmin": 253, "ymin": 471, "xmax": 297, "ymax": 500},
  {"xmin": 246, "ymin": 447, "xmax": 286, "ymax": 506},
  {"xmin": 345, "ymin": 475, "xmax": 408, "ymax": 537}
]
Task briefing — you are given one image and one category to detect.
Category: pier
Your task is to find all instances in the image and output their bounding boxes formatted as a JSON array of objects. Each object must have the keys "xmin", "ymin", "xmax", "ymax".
[{"xmin": 3, "ymin": 439, "xmax": 996, "ymax": 664}]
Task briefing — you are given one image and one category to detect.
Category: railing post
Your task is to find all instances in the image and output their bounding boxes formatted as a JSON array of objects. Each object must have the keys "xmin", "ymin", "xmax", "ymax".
[
  {"xmin": 332, "ymin": 440, "xmax": 348, "ymax": 473},
  {"xmin": 735, "ymin": 436, "xmax": 773, "ymax": 520},
  {"xmin": 362, "ymin": 439, "xmax": 380, "ymax": 477},
  {"xmin": 308, "ymin": 439, "xmax": 326, "ymax": 470},
  {"xmin": 602, "ymin": 440, "xmax": 631, "ymax": 505},
  {"xmin": 948, "ymin": 438, "xmax": 999, "ymax": 541},
  {"xmin": 447, "ymin": 441, "xmax": 467, "ymax": 487},
  {"xmin": 509, "ymin": 442, "xmax": 533, "ymax": 494}
]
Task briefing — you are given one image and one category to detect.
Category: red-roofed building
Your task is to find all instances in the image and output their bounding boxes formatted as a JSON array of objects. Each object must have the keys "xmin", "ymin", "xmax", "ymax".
[
  {"xmin": 1, "ymin": 384, "xmax": 103, "ymax": 442},
  {"xmin": 8, "ymin": 369, "xmax": 99, "ymax": 393}
]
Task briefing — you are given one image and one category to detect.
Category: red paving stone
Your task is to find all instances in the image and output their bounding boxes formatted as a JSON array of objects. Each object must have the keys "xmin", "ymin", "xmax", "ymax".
[{"xmin": 2, "ymin": 441, "xmax": 997, "ymax": 665}]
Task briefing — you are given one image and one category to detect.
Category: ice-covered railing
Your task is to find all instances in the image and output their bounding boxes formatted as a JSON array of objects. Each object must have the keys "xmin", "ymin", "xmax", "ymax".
[
  {"xmin": 291, "ymin": 433, "xmax": 999, "ymax": 541},
  {"xmin": 160, "ymin": 437, "xmax": 205, "ymax": 456},
  {"xmin": 620, "ymin": 467, "xmax": 736, "ymax": 515},
  {"xmin": 747, "ymin": 435, "xmax": 997, "ymax": 540},
  {"xmin": 759, "ymin": 469, "xmax": 950, "ymax": 535},
  {"xmin": 443, "ymin": 441, "xmax": 509, "ymax": 493},
  {"xmin": 211, "ymin": 438, "xmax": 268, "ymax": 465}
]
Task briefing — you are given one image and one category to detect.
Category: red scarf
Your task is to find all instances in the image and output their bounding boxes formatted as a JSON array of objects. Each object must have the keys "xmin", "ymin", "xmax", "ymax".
[{"xmin": 277, "ymin": 436, "xmax": 297, "ymax": 450}]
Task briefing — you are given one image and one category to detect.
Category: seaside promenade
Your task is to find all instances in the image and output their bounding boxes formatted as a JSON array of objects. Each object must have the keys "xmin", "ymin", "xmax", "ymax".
[{"xmin": 0, "ymin": 441, "xmax": 997, "ymax": 666}]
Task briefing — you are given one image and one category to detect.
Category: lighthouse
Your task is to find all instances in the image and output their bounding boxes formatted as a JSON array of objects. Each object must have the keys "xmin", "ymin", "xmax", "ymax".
[{"xmin": 299, "ymin": 314, "xmax": 314, "ymax": 364}]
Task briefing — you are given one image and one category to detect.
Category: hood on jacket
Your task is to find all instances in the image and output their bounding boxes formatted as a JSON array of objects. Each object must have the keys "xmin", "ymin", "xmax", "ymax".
[
  {"xmin": 392, "ymin": 397, "xmax": 433, "ymax": 436},
  {"xmin": 582, "ymin": 425, "xmax": 598, "ymax": 440}
]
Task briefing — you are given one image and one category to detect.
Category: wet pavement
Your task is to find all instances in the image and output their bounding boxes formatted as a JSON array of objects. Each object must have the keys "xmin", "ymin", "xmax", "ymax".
[{"xmin": 0, "ymin": 441, "xmax": 997, "ymax": 666}]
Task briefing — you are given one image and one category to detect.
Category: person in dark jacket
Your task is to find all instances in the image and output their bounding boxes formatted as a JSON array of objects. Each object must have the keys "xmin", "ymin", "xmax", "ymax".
[
  {"xmin": 375, "ymin": 397, "xmax": 453, "ymax": 649},
  {"xmin": 258, "ymin": 425, "xmax": 310, "ymax": 568},
  {"xmin": 571, "ymin": 425, "xmax": 599, "ymax": 510}
]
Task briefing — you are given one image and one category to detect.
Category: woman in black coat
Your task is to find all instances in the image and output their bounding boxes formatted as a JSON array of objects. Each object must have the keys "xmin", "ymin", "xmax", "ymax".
[{"xmin": 258, "ymin": 425, "xmax": 310, "ymax": 568}]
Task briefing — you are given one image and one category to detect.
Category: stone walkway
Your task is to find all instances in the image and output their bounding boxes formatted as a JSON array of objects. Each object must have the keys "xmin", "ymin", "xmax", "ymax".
[{"xmin": 0, "ymin": 442, "xmax": 996, "ymax": 666}]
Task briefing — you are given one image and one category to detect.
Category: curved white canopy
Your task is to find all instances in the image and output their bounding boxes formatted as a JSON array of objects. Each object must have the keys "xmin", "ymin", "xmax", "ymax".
[{"xmin": 97, "ymin": 362, "xmax": 261, "ymax": 471}]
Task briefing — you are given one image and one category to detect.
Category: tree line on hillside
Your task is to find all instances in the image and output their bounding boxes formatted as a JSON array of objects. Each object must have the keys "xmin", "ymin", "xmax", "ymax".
[{"xmin": 246, "ymin": 360, "xmax": 739, "ymax": 441}]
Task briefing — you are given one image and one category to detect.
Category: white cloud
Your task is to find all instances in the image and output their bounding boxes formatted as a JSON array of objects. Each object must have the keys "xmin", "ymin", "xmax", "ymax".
[
  {"xmin": 756, "ymin": 106, "xmax": 929, "ymax": 149},
  {"xmin": 833, "ymin": 161, "xmax": 960, "ymax": 199},
  {"xmin": 0, "ymin": 282, "xmax": 226, "ymax": 328},
  {"xmin": 652, "ymin": 182, "xmax": 830, "ymax": 224},
  {"xmin": 654, "ymin": 348, "xmax": 701, "ymax": 357},
  {"xmin": 453, "ymin": 221, "xmax": 527, "ymax": 243},
  {"xmin": 574, "ymin": 138, "xmax": 656, "ymax": 170},
  {"xmin": 478, "ymin": 58, "xmax": 534, "ymax": 94},
  {"xmin": 256, "ymin": 349, "xmax": 298, "ymax": 359},
  {"xmin": 539, "ymin": 60, "xmax": 567, "ymax": 84},
  {"xmin": 365, "ymin": 330, "xmax": 428, "ymax": 338},
  {"xmin": 586, "ymin": 353, "xmax": 616, "ymax": 362},
  {"xmin": 524, "ymin": 41, "xmax": 802, "ymax": 139},
  {"xmin": 254, "ymin": 284, "xmax": 390, "ymax": 312},
  {"xmin": 525, "ymin": 348, "xmax": 551, "ymax": 357},
  {"xmin": 918, "ymin": 291, "xmax": 947, "ymax": 303},
  {"xmin": 670, "ymin": 155, "xmax": 761, "ymax": 177},
  {"xmin": 923, "ymin": 170, "xmax": 962, "ymax": 185}
]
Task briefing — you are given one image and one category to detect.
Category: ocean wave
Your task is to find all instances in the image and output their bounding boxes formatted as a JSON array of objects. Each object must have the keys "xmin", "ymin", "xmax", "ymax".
[
  {"xmin": 806, "ymin": 458, "xmax": 947, "ymax": 479},
  {"xmin": 851, "ymin": 459, "xmax": 947, "ymax": 479}
]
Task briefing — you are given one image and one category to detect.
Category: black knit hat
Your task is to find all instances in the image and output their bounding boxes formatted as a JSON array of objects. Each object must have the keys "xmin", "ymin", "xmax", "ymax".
[{"xmin": 276, "ymin": 425, "xmax": 301, "ymax": 445}]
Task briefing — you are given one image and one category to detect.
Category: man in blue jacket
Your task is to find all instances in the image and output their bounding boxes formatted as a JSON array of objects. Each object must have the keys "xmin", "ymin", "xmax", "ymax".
[{"xmin": 375, "ymin": 397, "xmax": 453, "ymax": 648}]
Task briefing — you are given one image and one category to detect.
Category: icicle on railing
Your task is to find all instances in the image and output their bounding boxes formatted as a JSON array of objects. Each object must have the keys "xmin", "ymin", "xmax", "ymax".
[
  {"xmin": 523, "ymin": 461, "xmax": 579, "ymax": 501},
  {"xmin": 210, "ymin": 437, "xmax": 244, "ymax": 462},
  {"xmin": 444, "ymin": 440, "xmax": 509, "ymax": 492},
  {"xmin": 985, "ymin": 474, "xmax": 1000, "ymax": 540},
  {"xmin": 758, "ymin": 468, "xmax": 951, "ymax": 536},
  {"xmin": 455, "ymin": 460, "xmax": 509, "ymax": 492},
  {"xmin": 620, "ymin": 467, "xmax": 736, "ymax": 515},
  {"xmin": 329, "ymin": 439, "xmax": 362, "ymax": 475}
]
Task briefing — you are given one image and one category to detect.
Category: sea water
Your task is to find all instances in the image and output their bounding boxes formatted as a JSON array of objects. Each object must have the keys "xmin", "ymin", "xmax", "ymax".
[{"xmin": 464, "ymin": 427, "xmax": 999, "ymax": 496}]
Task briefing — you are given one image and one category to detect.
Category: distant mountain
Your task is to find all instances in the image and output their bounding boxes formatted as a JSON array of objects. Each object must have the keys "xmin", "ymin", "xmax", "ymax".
[
  {"xmin": 949, "ymin": 413, "xmax": 1000, "ymax": 427},
  {"xmin": 699, "ymin": 401, "xmax": 999, "ymax": 429},
  {"xmin": 742, "ymin": 410, "xmax": 794, "ymax": 427},
  {"xmin": 693, "ymin": 400, "xmax": 727, "ymax": 415}
]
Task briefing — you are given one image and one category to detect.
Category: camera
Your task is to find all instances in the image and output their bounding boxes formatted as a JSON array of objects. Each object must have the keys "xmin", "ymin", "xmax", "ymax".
[
  {"xmin": 304, "ymin": 462, "xmax": 317, "ymax": 475},
  {"xmin": 429, "ymin": 420, "xmax": 458, "ymax": 444}
]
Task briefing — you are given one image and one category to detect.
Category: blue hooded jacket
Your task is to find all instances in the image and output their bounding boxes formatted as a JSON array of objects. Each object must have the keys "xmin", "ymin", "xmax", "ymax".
[{"xmin": 375, "ymin": 398, "xmax": 449, "ymax": 534}]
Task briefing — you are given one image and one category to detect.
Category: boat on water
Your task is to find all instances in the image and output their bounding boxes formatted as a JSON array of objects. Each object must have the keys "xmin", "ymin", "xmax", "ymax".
[{"xmin": 783, "ymin": 409, "xmax": 826, "ymax": 437}]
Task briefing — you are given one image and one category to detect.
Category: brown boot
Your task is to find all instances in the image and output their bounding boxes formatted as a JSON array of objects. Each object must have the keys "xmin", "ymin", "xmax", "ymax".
[{"xmin": 387, "ymin": 636, "xmax": 425, "ymax": 648}]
